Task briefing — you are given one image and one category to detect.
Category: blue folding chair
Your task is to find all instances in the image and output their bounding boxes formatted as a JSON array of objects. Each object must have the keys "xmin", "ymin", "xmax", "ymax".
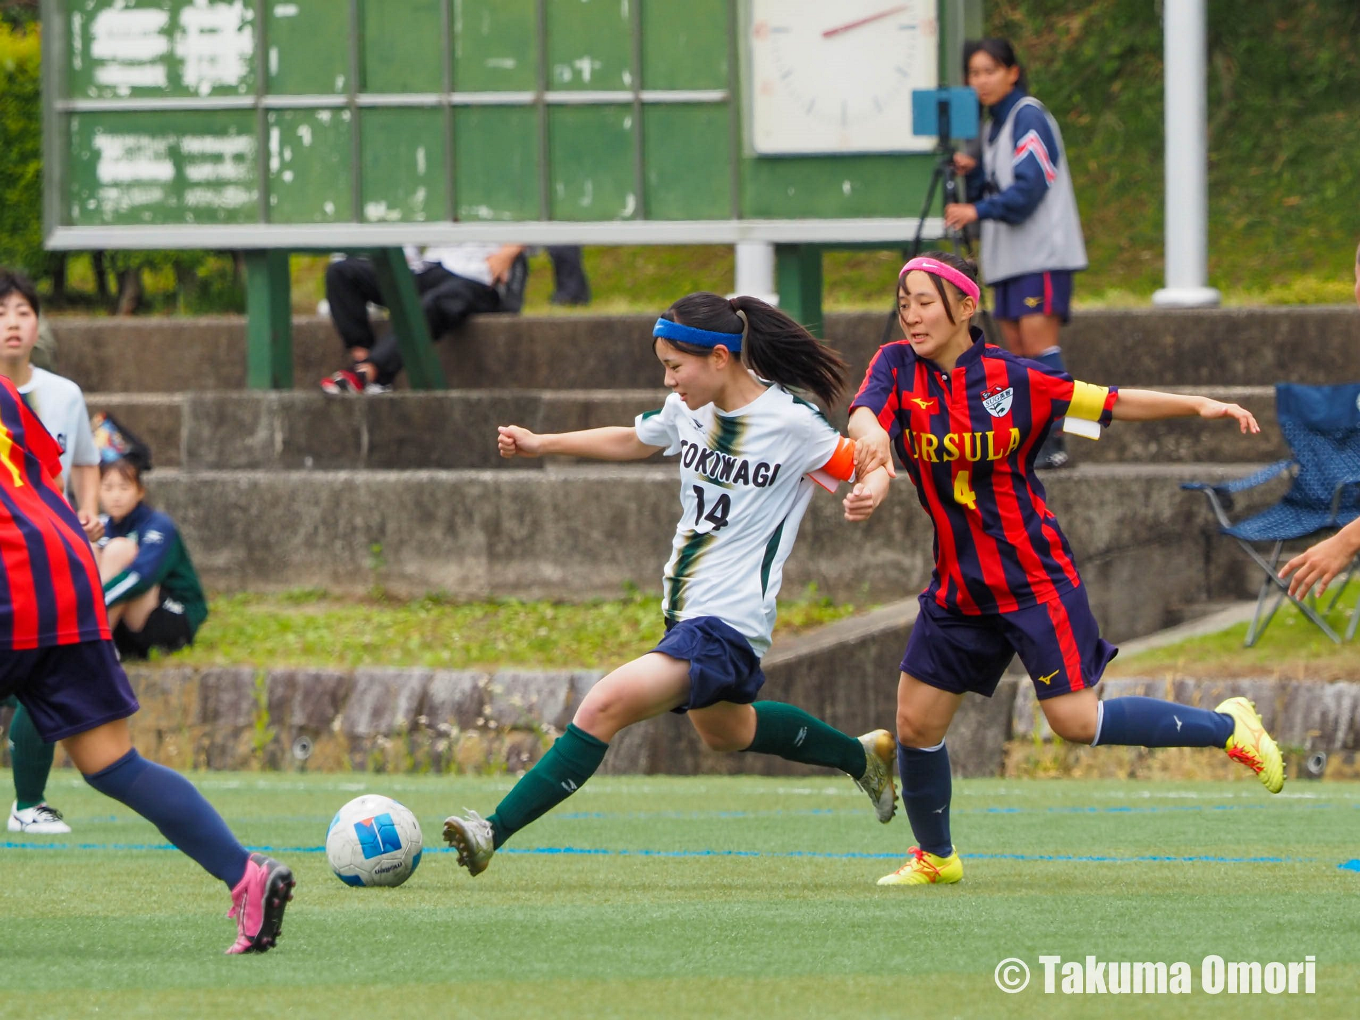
[{"xmin": 1183, "ymin": 382, "xmax": 1360, "ymax": 645}]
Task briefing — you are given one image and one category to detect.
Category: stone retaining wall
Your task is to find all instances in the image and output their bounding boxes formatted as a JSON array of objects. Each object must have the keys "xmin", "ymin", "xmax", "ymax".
[{"xmin": 4, "ymin": 603, "xmax": 1354, "ymax": 781}]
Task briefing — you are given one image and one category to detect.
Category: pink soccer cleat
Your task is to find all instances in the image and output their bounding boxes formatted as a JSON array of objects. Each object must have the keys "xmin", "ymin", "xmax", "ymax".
[{"xmin": 225, "ymin": 852, "xmax": 295, "ymax": 955}]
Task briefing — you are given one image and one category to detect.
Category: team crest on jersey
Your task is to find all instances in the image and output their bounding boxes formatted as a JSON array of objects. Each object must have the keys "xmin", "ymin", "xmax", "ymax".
[{"xmin": 982, "ymin": 385, "xmax": 1014, "ymax": 418}]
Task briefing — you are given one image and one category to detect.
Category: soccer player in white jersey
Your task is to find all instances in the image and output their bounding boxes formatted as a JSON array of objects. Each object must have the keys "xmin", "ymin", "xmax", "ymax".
[{"xmin": 443, "ymin": 292, "xmax": 898, "ymax": 876}]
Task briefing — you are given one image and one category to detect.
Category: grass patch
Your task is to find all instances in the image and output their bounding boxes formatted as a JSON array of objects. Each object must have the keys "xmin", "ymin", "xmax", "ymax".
[
  {"xmin": 2, "ymin": 774, "xmax": 1357, "ymax": 1019},
  {"xmin": 1110, "ymin": 584, "xmax": 1360, "ymax": 680},
  {"xmin": 154, "ymin": 587, "xmax": 870, "ymax": 671}
]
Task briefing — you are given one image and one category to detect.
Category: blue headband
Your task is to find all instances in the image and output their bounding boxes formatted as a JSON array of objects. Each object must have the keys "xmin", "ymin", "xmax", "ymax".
[{"xmin": 653, "ymin": 316, "xmax": 743, "ymax": 352}]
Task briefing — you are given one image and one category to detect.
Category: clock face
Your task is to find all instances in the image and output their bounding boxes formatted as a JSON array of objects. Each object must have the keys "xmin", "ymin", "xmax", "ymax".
[{"xmin": 747, "ymin": 0, "xmax": 939, "ymax": 155}]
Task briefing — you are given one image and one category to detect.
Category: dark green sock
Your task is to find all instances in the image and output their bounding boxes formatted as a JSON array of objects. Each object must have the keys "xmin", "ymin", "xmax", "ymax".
[
  {"xmin": 9, "ymin": 705, "xmax": 54, "ymax": 810},
  {"xmin": 745, "ymin": 701, "xmax": 867, "ymax": 777},
  {"xmin": 487, "ymin": 723, "xmax": 609, "ymax": 849}
]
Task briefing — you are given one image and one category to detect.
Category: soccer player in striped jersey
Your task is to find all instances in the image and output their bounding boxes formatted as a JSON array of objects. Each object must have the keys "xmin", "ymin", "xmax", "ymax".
[
  {"xmin": 848, "ymin": 253, "xmax": 1285, "ymax": 887},
  {"xmin": 0, "ymin": 365, "xmax": 293, "ymax": 953},
  {"xmin": 442, "ymin": 292, "xmax": 898, "ymax": 876}
]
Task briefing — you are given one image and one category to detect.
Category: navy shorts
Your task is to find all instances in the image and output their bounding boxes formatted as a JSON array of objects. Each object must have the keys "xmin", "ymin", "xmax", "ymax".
[
  {"xmin": 653, "ymin": 616, "xmax": 766, "ymax": 714},
  {"xmin": 992, "ymin": 270, "xmax": 1074, "ymax": 324},
  {"xmin": 0, "ymin": 640, "xmax": 140, "ymax": 742},
  {"xmin": 901, "ymin": 584, "xmax": 1117, "ymax": 701}
]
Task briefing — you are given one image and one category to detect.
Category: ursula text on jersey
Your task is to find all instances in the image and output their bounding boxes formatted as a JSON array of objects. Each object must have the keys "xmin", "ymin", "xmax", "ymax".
[{"xmin": 850, "ymin": 327, "xmax": 1117, "ymax": 614}]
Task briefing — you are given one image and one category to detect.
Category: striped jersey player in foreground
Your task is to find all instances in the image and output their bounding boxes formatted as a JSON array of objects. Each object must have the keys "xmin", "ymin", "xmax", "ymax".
[
  {"xmin": 849, "ymin": 253, "xmax": 1285, "ymax": 887},
  {"xmin": 443, "ymin": 292, "xmax": 897, "ymax": 874},
  {"xmin": 0, "ymin": 325, "xmax": 293, "ymax": 954}
]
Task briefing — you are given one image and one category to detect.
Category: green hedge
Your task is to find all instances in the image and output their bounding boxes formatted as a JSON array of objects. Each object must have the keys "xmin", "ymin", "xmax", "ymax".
[{"xmin": 0, "ymin": 21, "xmax": 45, "ymax": 280}]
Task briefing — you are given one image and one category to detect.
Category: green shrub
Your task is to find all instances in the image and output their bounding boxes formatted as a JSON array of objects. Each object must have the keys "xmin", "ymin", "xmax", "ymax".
[{"xmin": 0, "ymin": 21, "xmax": 46, "ymax": 280}]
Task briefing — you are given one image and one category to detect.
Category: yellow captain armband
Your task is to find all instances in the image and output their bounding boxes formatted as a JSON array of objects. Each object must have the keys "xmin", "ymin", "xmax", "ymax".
[{"xmin": 1063, "ymin": 381, "xmax": 1110, "ymax": 441}]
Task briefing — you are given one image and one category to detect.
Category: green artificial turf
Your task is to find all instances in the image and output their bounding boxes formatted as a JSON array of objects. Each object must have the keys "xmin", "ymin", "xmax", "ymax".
[{"xmin": 2, "ymin": 773, "xmax": 1357, "ymax": 1019}]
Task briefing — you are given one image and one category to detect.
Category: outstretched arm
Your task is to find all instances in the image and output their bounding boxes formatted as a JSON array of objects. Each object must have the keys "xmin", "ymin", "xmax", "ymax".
[
  {"xmin": 1279, "ymin": 517, "xmax": 1360, "ymax": 598},
  {"xmin": 1111, "ymin": 389, "xmax": 1260, "ymax": 434},
  {"xmin": 498, "ymin": 424, "xmax": 661, "ymax": 461}
]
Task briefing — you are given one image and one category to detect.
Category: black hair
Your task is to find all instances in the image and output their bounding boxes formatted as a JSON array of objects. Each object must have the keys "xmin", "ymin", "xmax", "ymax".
[
  {"xmin": 963, "ymin": 37, "xmax": 1028, "ymax": 95},
  {"xmin": 656, "ymin": 292, "xmax": 847, "ymax": 408},
  {"xmin": 100, "ymin": 457, "xmax": 146, "ymax": 488},
  {"xmin": 0, "ymin": 267, "xmax": 40, "ymax": 316},
  {"xmin": 897, "ymin": 250, "xmax": 980, "ymax": 325}
]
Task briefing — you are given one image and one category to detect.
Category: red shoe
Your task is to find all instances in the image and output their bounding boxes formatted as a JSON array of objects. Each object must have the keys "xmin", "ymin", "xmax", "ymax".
[
  {"xmin": 319, "ymin": 368, "xmax": 365, "ymax": 394},
  {"xmin": 225, "ymin": 852, "xmax": 295, "ymax": 955}
]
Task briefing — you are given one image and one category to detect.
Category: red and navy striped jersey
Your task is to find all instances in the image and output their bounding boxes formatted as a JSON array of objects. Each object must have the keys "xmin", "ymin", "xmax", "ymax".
[
  {"xmin": 0, "ymin": 376, "xmax": 109, "ymax": 649},
  {"xmin": 851, "ymin": 328, "xmax": 1118, "ymax": 614}
]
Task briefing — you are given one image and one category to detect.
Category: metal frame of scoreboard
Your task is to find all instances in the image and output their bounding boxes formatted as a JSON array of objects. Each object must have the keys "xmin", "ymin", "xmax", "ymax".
[{"xmin": 42, "ymin": 0, "xmax": 981, "ymax": 389}]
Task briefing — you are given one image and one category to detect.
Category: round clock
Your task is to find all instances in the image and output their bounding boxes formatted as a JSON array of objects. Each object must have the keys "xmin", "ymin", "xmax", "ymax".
[{"xmin": 747, "ymin": 0, "xmax": 939, "ymax": 155}]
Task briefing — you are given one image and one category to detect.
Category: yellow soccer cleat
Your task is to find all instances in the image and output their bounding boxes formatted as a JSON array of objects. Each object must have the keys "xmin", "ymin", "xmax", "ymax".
[
  {"xmin": 854, "ymin": 729, "xmax": 898, "ymax": 823},
  {"xmin": 877, "ymin": 846, "xmax": 963, "ymax": 886},
  {"xmin": 1216, "ymin": 696, "xmax": 1285, "ymax": 794}
]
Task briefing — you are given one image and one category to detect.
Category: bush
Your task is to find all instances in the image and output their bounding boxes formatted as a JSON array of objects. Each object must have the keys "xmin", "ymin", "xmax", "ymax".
[{"xmin": 0, "ymin": 21, "xmax": 46, "ymax": 281}]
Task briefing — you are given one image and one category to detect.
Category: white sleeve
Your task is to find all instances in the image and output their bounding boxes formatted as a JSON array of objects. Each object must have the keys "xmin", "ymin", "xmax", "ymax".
[
  {"xmin": 634, "ymin": 394, "xmax": 683, "ymax": 455},
  {"xmin": 69, "ymin": 389, "xmax": 100, "ymax": 467},
  {"xmin": 800, "ymin": 406, "xmax": 855, "ymax": 493}
]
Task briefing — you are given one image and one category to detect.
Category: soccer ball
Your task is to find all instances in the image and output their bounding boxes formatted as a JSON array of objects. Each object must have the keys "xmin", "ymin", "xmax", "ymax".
[{"xmin": 326, "ymin": 794, "xmax": 423, "ymax": 888}]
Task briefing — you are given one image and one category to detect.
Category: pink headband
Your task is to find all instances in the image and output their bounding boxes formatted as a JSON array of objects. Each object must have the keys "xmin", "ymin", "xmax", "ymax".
[{"xmin": 899, "ymin": 257, "xmax": 980, "ymax": 303}]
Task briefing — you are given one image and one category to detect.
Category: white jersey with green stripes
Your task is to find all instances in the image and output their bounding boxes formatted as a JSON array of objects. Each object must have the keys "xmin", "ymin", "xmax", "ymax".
[{"xmin": 634, "ymin": 385, "xmax": 849, "ymax": 658}]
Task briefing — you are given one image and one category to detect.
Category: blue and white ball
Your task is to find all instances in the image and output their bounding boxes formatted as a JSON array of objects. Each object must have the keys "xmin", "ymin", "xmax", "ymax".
[{"xmin": 326, "ymin": 794, "xmax": 423, "ymax": 887}]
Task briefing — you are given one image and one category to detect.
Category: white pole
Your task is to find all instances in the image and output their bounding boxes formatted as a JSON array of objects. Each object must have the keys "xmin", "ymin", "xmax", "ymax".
[
  {"xmin": 1153, "ymin": 0, "xmax": 1220, "ymax": 307},
  {"xmin": 733, "ymin": 241, "xmax": 779, "ymax": 305}
]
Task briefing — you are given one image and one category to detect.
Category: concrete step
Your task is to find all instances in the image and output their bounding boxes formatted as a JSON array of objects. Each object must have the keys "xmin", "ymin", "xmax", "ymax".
[
  {"xmin": 88, "ymin": 386, "xmax": 1285, "ymax": 471},
  {"xmin": 51, "ymin": 305, "xmax": 1360, "ymax": 394},
  {"xmin": 145, "ymin": 461, "xmax": 1284, "ymax": 643}
]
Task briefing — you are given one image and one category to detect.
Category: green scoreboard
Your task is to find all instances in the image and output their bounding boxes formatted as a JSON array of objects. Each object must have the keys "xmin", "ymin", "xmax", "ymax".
[{"xmin": 43, "ymin": 0, "xmax": 981, "ymax": 385}]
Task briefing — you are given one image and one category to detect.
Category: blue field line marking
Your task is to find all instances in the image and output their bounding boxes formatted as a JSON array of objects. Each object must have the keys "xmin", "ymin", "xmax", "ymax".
[
  {"xmin": 557, "ymin": 802, "xmax": 1328, "ymax": 821},
  {"xmin": 1, "ymin": 840, "xmax": 1337, "ymax": 867},
  {"xmin": 1339, "ymin": 860, "xmax": 1360, "ymax": 873}
]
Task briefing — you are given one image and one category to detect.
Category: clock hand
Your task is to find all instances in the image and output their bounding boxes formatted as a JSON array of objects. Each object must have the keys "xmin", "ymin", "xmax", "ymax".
[{"xmin": 821, "ymin": 4, "xmax": 909, "ymax": 38}]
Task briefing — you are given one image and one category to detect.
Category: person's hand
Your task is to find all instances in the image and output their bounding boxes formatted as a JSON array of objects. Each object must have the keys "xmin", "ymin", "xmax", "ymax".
[
  {"xmin": 498, "ymin": 425, "xmax": 543, "ymax": 458},
  {"xmin": 486, "ymin": 246, "xmax": 523, "ymax": 285},
  {"xmin": 1198, "ymin": 399, "xmax": 1260, "ymax": 434},
  {"xmin": 952, "ymin": 153, "xmax": 978, "ymax": 174},
  {"xmin": 78, "ymin": 511, "xmax": 104, "ymax": 543},
  {"xmin": 1280, "ymin": 532, "xmax": 1356, "ymax": 599},
  {"xmin": 943, "ymin": 203, "xmax": 979, "ymax": 230},
  {"xmin": 843, "ymin": 482, "xmax": 879, "ymax": 522},
  {"xmin": 853, "ymin": 432, "xmax": 895, "ymax": 480}
]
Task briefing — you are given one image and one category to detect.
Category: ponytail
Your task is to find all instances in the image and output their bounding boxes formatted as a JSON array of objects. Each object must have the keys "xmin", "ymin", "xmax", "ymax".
[{"xmin": 657, "ymin": 292, "xmax": 847, "ymax": 408}]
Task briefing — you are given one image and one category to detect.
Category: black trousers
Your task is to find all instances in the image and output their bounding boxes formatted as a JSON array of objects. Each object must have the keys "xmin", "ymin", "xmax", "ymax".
[{"xmin": 324, "ymin": 257, "xmax": 502, "ymax": 382}]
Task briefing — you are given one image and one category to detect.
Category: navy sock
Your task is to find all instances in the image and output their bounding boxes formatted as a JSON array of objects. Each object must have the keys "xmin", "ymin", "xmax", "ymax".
[
  {"xmin": 898, "ymin": 741, "xmax": 952, "ymax": 857},
  {"xmin": 1093, "ymin": 697, "xmax": 1234, "ymax": 748},
  {"xmin": 84, "ymin": 750, "xmax": 250, "ymax": 888},
  {"xmin": 1034, "ymin": 346, "xmax": 1066, "ymax": 374}
]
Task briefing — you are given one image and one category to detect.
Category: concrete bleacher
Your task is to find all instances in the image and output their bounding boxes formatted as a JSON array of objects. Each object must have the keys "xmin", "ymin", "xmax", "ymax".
[{"xmin": 56, "ymin": 305, "xmax": 1360, "ymax": 643}]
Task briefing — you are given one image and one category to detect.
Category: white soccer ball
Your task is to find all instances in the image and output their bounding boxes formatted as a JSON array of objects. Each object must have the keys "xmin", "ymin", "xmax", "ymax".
[{"xmin": 325, "ymin": 794, "xmax": 423, "ymax": 888}]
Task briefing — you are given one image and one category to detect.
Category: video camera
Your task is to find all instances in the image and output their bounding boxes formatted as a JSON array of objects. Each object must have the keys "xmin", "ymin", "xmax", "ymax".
[{"xmin": 911, "ymin": 87, "xmax": 980, "ymax": 149}]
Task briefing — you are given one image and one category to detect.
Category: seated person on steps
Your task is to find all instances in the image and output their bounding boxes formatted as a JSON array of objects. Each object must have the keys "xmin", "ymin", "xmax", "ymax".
[{"xmin": 320, "ymin": 243, "xmax": 529, "ymax": 393}]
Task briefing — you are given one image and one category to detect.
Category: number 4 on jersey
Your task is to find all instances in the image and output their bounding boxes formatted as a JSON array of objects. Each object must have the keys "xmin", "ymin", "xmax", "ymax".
[
  {"xmin": 692, "ymin": 485, "xmax": 732, "ymax": 531},
  {"xmin": 953, "ymin": 470, "xmax": 978, "ymax": 510}
]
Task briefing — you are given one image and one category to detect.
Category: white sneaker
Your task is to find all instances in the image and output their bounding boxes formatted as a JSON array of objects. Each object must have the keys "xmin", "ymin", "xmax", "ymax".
[
  {"xmin": 9, "ymin": 801, "xmax": 71, "ymax": 834},
  {"xmin": 854, "ymin": 730, "xmax": 898, "ymax": 823},
  {"xmin": 443, "ymin": 809, "xmax": 496, "ymax": 876}
]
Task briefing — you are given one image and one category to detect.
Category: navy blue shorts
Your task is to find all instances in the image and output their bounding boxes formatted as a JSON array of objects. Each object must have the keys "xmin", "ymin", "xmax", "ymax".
[
  {"xmin": 0, "ymin": 640, "xmax": 140, "ymax": 742},
  {"xmin": 653, "ymin": 616, "xmax": 766, "ymax": 714},
  {"xmin": 992, "ymin": 270, "xmax": 1075, "ymax": 323},
  {"xmin": 900, "ymin": 585, "xmax": 1116, "ymax": 701}
]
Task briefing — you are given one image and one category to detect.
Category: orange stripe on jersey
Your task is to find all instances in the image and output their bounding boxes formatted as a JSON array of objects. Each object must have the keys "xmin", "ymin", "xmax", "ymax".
[{"xmin": 820, "ymin": 436, "xmax": 856, "ymax": 483}]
